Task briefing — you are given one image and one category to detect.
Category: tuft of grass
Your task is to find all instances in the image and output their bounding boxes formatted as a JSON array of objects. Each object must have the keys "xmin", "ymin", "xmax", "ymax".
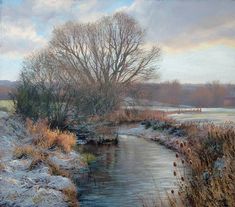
[
  {"xmin": 13, "ymin": 145, "xmax": 37, "ymax": 159},
  {"xmin": 13, "ymin": 145, "xmax": 70, "ymax": 178},
  {"xmin": 62, "ymin": 185, "xmax": 79, "ymax": 207},
  {"xmin": 0, "ymin": 153, "xmax": 4, "ymax": 171},
  {"xmin": 81, "ymin": 153, "xmax": 96, "ymax": 165},
  {"xmin": 56, "ymin": 132, "xmax": 76, "ymax": 153},
  {"xmin": 26, "ymin": 118, "xmax": 76, "ymax": 152},
  {"xmin": 0, "ymin": 163, "xmax": 5, "ymax": 171},
  {"xmin": 0, "ymin": 154, "xmax": 5, "ymax": 172},
  {"xmin": 47, "ymin": 160, "xmax": 70, "ymax": 177},
  {"xmin": 28, "ymin": 157, "xmax": 70, "ymax": 177},
  {"xmin": 28, "ymin": 157, "xmax": 46, "ymax": 170}
]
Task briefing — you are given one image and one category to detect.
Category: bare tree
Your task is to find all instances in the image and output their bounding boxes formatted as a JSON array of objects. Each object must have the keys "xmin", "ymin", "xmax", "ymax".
[
  {"xmin": 48, "ymin": 12, "xmax": 160, "ymax": 115},
  {"xmin": 50, "ymin": 12, "xmax": 160, "ymax": 88},
  {"xmin": 14, "ymin": 12, "xmax": 160, "ymax": 121}
]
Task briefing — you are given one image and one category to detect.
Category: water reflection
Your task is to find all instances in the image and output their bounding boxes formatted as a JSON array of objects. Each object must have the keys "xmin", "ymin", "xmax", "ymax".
[{"xmin": 77, "ymin": 135, "xmax": 178, "ymax": 207}]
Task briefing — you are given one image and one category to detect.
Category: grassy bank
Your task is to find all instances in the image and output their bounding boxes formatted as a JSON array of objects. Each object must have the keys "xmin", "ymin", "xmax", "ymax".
[
  {"xmin": 0, "ymin": 116, "xmax": 82, "ymax": 207},
  {"xmin": 0, "ymin": 100, "xmax": 14, "ymax": 112}
]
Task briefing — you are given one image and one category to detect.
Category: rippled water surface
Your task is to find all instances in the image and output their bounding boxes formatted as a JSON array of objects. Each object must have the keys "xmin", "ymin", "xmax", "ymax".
[{"xmin": 77, "ymin": 135, "xmax": 178, "ymax": 207}]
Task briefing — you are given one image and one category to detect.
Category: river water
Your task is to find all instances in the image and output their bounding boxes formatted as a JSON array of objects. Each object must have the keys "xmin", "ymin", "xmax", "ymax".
[{"xmin": 77, "ymin": 134, "xmax": 178, "ymax": 207}]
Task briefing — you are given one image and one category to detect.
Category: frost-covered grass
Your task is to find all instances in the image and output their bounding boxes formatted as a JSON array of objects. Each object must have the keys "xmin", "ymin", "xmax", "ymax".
[
  {"xmin": 0, "ymin": 115, "xmax": 81, "ymax": 207},
  {"xmin": 169, "ymin": 108, "xmax": 235, "ymax": 124}
]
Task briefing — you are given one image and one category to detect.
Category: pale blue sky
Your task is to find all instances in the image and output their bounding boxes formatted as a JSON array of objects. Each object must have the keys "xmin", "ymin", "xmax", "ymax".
[{"xmin": 0, "ymin": 0, "xmax": 235, "ymax": 83}]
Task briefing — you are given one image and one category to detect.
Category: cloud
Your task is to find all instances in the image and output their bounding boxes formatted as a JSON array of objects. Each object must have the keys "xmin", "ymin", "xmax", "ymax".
[
  {"xmin": 160, "ymin": 45, "xmax": 235, "ymax": 83},
  {"xmin": 0, "ymin": 0, "xmax": 116, "ymax": 58},
  {"xmin": 32, "ymin": 0, "xmax": 74, "ymax": 13},
  {"xmin": 1, "ymin": 0, "xmax": 235, "ymax": 82},
  {"xmin": 0, "ymin": 0, "xmax": 132, "ymax": 58},
  {"xmin": 120, "ymin": 0, "xmax": 235, "ymax": 53},
  {"xmin": 1, "ymin": 21, "xmax": 46, "ymax": 58},
  {"xmin": 2, "ymin": 0, "xmax": 235, "ymax": 57}
]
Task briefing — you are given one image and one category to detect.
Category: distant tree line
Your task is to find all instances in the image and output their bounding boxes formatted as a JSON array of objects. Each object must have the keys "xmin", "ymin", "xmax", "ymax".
[
  {"xmin": 133, "ymin": 80, "xmax": 235, "ymax": 107},
  {"xmin": 0, "ymin": 86, "xmax": 14, "ymax": 100},
  {"xmin": 12, "ymin": 12, "xmax": 160, "ymax": 128}
]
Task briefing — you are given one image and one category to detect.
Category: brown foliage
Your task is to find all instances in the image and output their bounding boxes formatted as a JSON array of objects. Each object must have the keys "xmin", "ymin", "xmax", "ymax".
[
  {"xmin": 104, "ymin": 109, "xmax": 168, "ymax": 124},
  {"xmin": 170, "ymin": 125, "xmax": 235, "ymax": 207},
  {"xmin": 26, "ymin": 118, "xmax": 76, "ymax": 152},
  {"xmin": 62, "ymin": 185, "xmax": 79, "ymax": 207}
]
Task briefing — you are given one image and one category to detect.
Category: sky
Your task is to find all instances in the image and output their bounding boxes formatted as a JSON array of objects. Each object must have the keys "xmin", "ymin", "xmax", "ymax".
[{"xmin": 0, "ymin": 0, "xmax": 235, "ymax": 83}]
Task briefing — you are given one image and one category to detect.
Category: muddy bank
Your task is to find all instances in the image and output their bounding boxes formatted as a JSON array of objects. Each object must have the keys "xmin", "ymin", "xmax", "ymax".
[{"xmin": 0, "ymin": 112, "xmax": 85, "ymax": 207}]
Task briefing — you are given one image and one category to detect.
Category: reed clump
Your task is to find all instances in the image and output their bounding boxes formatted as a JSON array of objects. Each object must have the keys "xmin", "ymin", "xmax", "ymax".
[{"xmin": 170, "ymin": 124, "xmax": 235, "ymax": 207}]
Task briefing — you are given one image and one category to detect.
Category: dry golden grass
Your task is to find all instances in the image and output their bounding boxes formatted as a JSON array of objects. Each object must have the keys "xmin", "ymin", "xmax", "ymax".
[
  {"xmin": 0, "ymin": 163, "xmax": 4, "ymax": 171},
  {"xmin": 11, "ymin": 119, "xmax": 79, "ymax": 205},
  {"xmin": 13, "ymin": 145, "xmax": 38, "ymax": 159},
  {"xmin": 27, "ymin": 153, "xmax": 70, "ymax": 177},
  {"xmin": 56, "ymin": 132, "xmax": 76, "ymax": 153},
  {"xmin": 47, "ymin": 159, "xmax": 70, "ymax": 177},
  {"xmin": 13, "ymin": 144, "xmax": 70, "ymax": 177},
  {"xmin": 168, "ymin": 125, "xmax": 235, "ymax": 207},
  {"xmin": 95, "ymin": 125, "xmax": 115, "ymax": 135},
  {"xmin": 62, "ymin": 185, "xmax": 79, "ymax": 207},
  {"xmin": 0, "ymin": 152, "xmax": 4, "ymax": 171},
  {"xmin": 140, "ymin": 123, "xmax": 235, "ymax": 207},
  {"xmin": 12, "ymin": 144, "xmax": 68, "ymax": 177},
  {"xmin": 104, "ymin": 109, "xmax": 169, "ymax": 124},
  {"xmin": 0, "ymin": 153, "xmax": 5, "ymax": 172},
  {"xmin": 13, "ymin": 119, "xmax": 76, "ymax": 177},
  {"xmin": 26, "ymin": 118, "xmax": 76, "ymax": 153}
]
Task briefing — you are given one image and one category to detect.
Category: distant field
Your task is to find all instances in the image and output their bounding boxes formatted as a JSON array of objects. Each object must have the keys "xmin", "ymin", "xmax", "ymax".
[
  {"xmin": 136, "ymin": 104, "xmax": 235, "ymax": 124},
  {"xmin": 168, "ymin": 108, "xmax": 235, "ymax": 124},
  {"xmin": 0, "ymin": 100, "xmax": 14, "ymax": 112}
]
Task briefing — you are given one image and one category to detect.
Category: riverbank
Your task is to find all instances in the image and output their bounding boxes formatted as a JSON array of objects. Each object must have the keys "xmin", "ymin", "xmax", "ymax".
[
  {"xmin": 0, "ymin": 111, "xmax": 85, "ymax": 207},
  {"xmin": 118, "ymin": 115, "xmax": 235, "ymax": 206},
  {"xmin": 118, "ymin": 120, "xmax": 189, "ymax": 151}
]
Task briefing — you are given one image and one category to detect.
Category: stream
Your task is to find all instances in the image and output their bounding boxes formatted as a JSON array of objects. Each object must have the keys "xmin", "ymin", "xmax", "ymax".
[{"xmin": 77, "ymin": 134, "xmax": 178, "ymax": 207}]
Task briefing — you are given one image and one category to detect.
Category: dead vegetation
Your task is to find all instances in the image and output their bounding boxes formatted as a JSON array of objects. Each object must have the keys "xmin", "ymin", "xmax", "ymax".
[
  {"xmin": 62, "ymin": 185, "xmax": 79, "ymax": 207},
  {"xmin": 0, "ymin": 152, "xmax": 5, "ymax": 171},
  {"xmin": 26, "ymin": 118, "xmax": 76, "ymax": 153},
  {"xmin": 167, "ymin": 125, "xmax": 235, "ymax": 207},
  {"xmin": 11, "ymin": 118, "xmax": 79, "ymax": 204},
  {"xmin": 13, "ymin": 145, "xmax": 38, "ymax": 159},
  {"xmin": 103, "ymin": 109, "xmax": 169, "ymax": 124}
]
